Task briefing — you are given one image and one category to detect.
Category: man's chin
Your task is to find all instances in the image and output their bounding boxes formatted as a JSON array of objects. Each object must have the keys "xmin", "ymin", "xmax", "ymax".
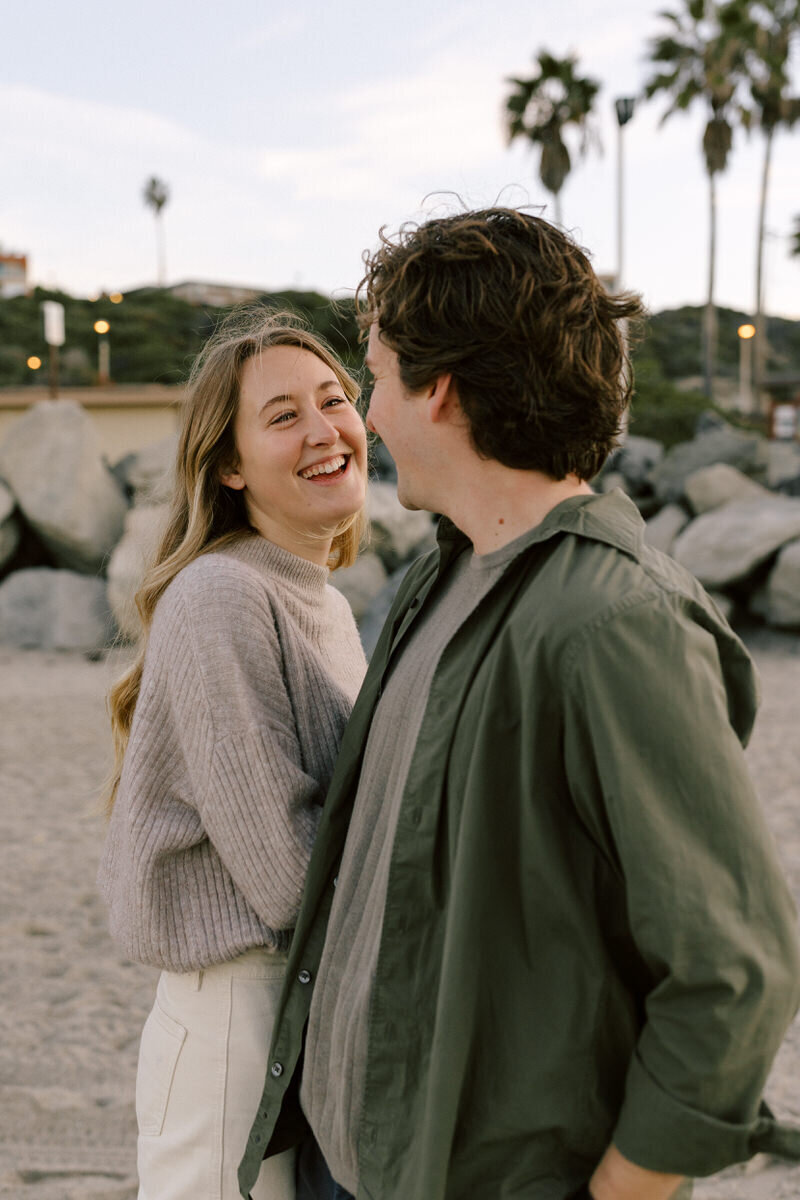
[{"xmin": 396, "ymin": 482, "xmax": 422, "ymax": 512}]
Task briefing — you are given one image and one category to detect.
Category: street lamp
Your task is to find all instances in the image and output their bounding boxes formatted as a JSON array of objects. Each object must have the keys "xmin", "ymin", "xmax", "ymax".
[
  {"xmin": 94, "ymin": 319, "xmax": 111, "ymax": 385},
  {"xmin": 27, "ymin": 356, "xmax": 42, "ymax": 371},
  {"xmin": 614, "ymin": 97, "xmax": 636, "ymax": 289},
  {"xmin": 737, "ymin": 324, "xmax": 756, "ymax": 413}
]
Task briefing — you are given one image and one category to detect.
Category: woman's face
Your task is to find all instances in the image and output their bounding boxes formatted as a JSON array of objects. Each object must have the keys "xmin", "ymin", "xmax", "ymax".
[{"xmin": 221, "ymin": 344, "xmax": 367, "ymax": 563}]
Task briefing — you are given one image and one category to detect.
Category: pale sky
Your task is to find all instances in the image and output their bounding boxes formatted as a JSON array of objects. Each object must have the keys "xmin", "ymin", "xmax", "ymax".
[{"xmin": 2, "ymin": 0, "xmax": 799, "ymax": 317}]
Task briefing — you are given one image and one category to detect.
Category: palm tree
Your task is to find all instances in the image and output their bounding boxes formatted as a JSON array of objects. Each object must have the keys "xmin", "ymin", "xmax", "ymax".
[
  {"xmin": 745, "ymin": 0, "xmax": 800, "ymax": 410},
  {"xmin": 644, "ymin": 0, "xmax": 753, "ymax": 401},
  {"xmin": 143, "ymin": 176, "xmax": 170, "ymax": 287},
  {"xmin": 505, "ymin": 52, "xmax": 601, "ymax": 226}
]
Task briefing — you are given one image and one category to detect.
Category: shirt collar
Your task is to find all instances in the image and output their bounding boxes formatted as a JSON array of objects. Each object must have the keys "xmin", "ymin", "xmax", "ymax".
[{"xmin": 435, "ymin": 489, "xmax": 644, "ymax": 570}]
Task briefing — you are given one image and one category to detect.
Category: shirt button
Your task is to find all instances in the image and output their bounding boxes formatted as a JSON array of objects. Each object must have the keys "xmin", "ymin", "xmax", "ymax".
[
  {"xmin": 298, "ymin": 969, "xmax": 312, "ymax": 984},
  {"xmin": 270, "ymin": 1062, "xmax": 284, "ymax": 1078}
]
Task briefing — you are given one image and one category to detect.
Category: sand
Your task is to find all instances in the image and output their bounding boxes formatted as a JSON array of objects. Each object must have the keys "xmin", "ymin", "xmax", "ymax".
[{"xmin": 1, "ymin": 631, "xmax": 799, "ymax": 1200}]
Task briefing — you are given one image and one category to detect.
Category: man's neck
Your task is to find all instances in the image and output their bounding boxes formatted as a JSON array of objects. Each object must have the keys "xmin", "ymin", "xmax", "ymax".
[{"xmin": 442, "ymin": 467, "xmax": 593, "ymax": 556}]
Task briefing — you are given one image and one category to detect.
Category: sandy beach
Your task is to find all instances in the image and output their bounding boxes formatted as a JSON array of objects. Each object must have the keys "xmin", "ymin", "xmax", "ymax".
[{"xmin": 1, "ymin": 631, "xmax": 800, "ymax": 1200}]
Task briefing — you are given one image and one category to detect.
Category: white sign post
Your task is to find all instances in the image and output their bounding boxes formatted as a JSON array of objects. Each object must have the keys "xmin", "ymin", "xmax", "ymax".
[{"xmin": 41, "ymin": 301, "xmax": 65, "ymax": 398}]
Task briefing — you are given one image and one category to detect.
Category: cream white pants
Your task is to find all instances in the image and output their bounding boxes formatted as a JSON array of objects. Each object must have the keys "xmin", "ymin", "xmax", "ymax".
[{"xmin": 136, "ymin": 947, "xmax": 295, "ymax": 1200}]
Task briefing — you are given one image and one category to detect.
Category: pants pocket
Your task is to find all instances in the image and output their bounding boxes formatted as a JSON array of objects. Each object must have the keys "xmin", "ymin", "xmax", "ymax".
[{"xmin": 136, "ymin": 998, "xmax": 187, "ymax": 1137}]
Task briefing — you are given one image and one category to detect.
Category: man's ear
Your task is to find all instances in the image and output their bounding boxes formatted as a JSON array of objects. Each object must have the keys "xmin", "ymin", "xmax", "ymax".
[{"xmin": 426, "ymin": 372, "xmax": 456, "ymax": 424}]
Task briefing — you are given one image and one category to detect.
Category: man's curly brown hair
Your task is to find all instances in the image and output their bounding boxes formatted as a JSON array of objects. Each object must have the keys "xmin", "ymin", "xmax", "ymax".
[{"xmin": 357, "ymin": 208, "xmax": 645, "ymax": 481}]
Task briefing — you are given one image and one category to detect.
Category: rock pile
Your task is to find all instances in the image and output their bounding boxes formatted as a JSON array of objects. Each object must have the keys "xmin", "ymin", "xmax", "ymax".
[
  {"xmin": 602, "ymin": 414, "xmax": 800, "ymax": 629},
  {"xmin": 0, "ymin": 399, "xmax": 436, "ymax": 656},
  {"xmin": 1, "ymin": 400, "xmax": 799, "ymax": 655}
]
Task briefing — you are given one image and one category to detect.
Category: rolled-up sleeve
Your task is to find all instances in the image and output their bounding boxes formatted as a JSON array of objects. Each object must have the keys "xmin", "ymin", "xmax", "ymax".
[{"xmin": 562, "ymin": 592, "xmax": 800, "ymax": 1175}]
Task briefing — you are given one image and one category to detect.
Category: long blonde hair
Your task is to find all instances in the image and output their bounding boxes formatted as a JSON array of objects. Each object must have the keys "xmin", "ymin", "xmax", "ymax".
[{"xmin": 105, "ymin": 307, "xmax": 366, "ymax": 813}]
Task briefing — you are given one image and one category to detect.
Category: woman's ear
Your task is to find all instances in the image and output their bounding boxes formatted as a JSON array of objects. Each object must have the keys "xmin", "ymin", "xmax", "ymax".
[{"xmin": 218, "ymin": 462, "xmax": 245, "ymax": 491}]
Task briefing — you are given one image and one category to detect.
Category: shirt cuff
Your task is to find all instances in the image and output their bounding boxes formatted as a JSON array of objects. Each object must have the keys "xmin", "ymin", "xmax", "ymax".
[{"xmin": 613, "ymin": 1052, "xmax": 800, "ymax": 1176}]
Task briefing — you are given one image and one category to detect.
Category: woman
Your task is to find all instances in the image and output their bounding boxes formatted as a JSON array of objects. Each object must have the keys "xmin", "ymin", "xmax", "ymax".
[{"xmin": 98, "ymin": 308, "xmax": 369, "ymax": 1199}]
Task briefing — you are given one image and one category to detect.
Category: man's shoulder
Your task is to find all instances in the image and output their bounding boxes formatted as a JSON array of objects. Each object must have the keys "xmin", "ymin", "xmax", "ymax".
[{"xmin": 508, "ymin": 526, "xmax": 738, "ymax": 664}]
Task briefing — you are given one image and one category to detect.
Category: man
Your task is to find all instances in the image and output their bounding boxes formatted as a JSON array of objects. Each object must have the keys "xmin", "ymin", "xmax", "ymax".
[{"xmin": 240, "ymin": 209, "xmax": 800, "ymax": 1200}]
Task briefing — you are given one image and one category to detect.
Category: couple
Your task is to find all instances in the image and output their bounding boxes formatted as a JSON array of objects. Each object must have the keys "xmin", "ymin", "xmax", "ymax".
[{"xmin": 99, "ymin": 209, "xmax": 800, "ymax": 1200}]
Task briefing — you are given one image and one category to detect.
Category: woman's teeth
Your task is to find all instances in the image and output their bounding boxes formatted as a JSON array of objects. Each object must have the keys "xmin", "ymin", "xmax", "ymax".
[{"xmin": 301, "ymin": 455, "xmax": 347, "ymax": 479}]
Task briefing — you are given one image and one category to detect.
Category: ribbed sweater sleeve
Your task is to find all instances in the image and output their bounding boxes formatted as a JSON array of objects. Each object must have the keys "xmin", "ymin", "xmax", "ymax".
[{"xmin": 174, "ymin": 581, "xmax": 322, "ymax": 932}]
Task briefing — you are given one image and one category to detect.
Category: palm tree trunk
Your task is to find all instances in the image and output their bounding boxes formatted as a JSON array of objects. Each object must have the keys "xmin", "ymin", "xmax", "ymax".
[
  {"xmin": 553, "ymin": 191, "xmax": 563, "ymax": 227},
  {"xmin": 704, "ymin": 171, "xmax": 717, "ymax": 403},
  {"xmin": 754, "ymin": 128, "xmax": 773, "ymax": 417},
  {"xmin": 156, "ymin": 213, "xmax": 167, "ymax": 287}
]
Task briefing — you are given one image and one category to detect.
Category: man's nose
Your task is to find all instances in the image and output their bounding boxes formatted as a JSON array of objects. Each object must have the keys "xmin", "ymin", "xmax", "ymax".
[{"xmin": 365, "ymin": 400, "xmax": 376, "ymax": 434}]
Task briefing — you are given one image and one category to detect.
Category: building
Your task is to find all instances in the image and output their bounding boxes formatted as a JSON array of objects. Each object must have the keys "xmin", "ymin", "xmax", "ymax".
[
  {"xmin": 0, "ymin": 252, "xmax": 28, "ymax": 298},
  {"xmin": 165, "ymin": 280, "xmax": 264, "ymax": 307}
]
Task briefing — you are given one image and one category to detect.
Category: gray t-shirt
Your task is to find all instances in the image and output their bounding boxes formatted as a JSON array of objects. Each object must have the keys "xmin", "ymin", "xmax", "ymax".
[{"xmin": 301, "ymin": 526, "xmax": 541, "ymax": 1192}]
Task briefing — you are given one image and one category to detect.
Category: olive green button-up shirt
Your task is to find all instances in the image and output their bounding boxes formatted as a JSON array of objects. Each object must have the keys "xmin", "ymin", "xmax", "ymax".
[{"xmin": 240, "ymin": 490, "xmax": 800, "ymax": 1200}]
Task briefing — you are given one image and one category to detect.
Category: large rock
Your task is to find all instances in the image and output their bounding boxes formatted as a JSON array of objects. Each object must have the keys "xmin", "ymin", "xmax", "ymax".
[
  {"xmin": 106, "ymin": 505, "xmax": 169, "ymax": 641},
  {"xmin": 767, "ymin": 440, "xmax": 800, "ymax": 490},
  {"xmin": 0, "ymin": 400, "xmax": 128, "ymax": 573},
  {"xmin": 367, "ymin": 481, "xmax": 436, "ymax": 571},
  {"xmin": 359, "ymin": 563, "xmax": 413, "ymax": 659},
  {"xmin": 613, "ymin": 435, "xmax": 664, "ymax": 493},
  {"xmin": 758, "ymin": 540, "xmax": 800, "ymax": 628},
  {"xmin": 0, "ymin": 480, "xmax": 21, "ymax": 570},
  {"xmin": 114, "ymin": 434, "xmax": 177, "ymax": 506},
  {"xmin": 684, "ymin": 463, "xmax": 770, "ymax": 515},
  {"xmin": 649, "ymin": 423, "xmax": 769, "ymax": 505},
  {"xmin": 0, "ymin": 568, "xmax": 113, "ymax": 651},
  {"xmin": 644, "ymin": 503, "xmax": 689, "ymax": 555},
  {"xmin": 331, "ymin": 551, "xmax": 388, "ymax": 623},
  {"xmin": 672, "ymin": 496, "xmax": 800, "ymax": 588}
]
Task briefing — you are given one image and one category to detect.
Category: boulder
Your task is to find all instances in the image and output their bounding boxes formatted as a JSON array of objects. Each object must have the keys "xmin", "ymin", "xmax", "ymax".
[
  {"xmin": 644, "ymin": 504, "xmax": 690, "ymax": 556},
  {"xmin": 367, "ymin": 481, "xmax": 436, "ymax": 572},
  {"xmin": 758, "ymin": 540, "xmax": 800, "ymax": 629},
  {"xmin": 0, "ymin": 568, "xmax": 113, "ymax": 651},
  {"xmin": 684, "ymin": 463, "xmax": 770, "ymax": 515},
  {"xmin": 331, "ymin": 551, "xmax": 388, "ymax": 623},
  {"xmin": 649, "ymin": 423, "xmax": 769, "ymax": 505},
  {"xmin": 359, "ymin": 563, "xmax": 413, "ymax": 659},
  {"xmin": 0, "ymin": 400, "xmax": 127, "ymax": 573},
  {"xmin": 614, "ymin": 435, "xmax": 664, "ymax": 493},
  {"xmin": 672, "ymin": 496, "xmax": 800, "ymax": 588},
  {"xmin": 767, "ymin": 440, "xmax": 800, "ymax": 490},
  {"xmin": 0, "ymin": 480, "xmax": 21, "ymax": 570},
  {"xmin": 114, "ymin": 434, "xmax": 178, "ymax": 506},
  {"xmin": 106, "ymin": 506, "xmax": 169, "ymax": 641},
  {"xmin": 598, "ymin": 472, "xmax": 628, "ymax": 496}
]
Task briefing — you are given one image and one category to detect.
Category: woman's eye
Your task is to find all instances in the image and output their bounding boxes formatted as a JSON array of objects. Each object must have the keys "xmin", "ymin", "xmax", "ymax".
[
  {"xmin": 270, "ymin": 411, "xmax": 295, "ymax": 425},
  {"xmin": 323, "ymin": 396, "xmax": 345, "ymax": 408}
]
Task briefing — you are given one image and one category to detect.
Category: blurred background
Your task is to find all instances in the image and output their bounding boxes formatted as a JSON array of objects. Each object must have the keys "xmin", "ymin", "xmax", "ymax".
[{"xmin": 2, "ymin": 4, "xmax": 800, "ymax": 1198}]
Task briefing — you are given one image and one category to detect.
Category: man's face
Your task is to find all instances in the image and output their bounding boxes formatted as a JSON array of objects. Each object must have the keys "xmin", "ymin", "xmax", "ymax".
[{"xmin": 365, "ymin": 323, "xmax": 428, "ymax": 512}]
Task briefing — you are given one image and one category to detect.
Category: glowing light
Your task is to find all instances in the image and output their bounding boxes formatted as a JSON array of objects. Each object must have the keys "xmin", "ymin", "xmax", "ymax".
[
  {"xmin": 94, "ymin": 320, "xmax": 110, "ymax": 335},
  {"xmin": 27, "ymin": 356, "xmax": 42, "ymax": 370},
  {"xmin": 738, "ymin": 324, "xmax": 756, "ymax": 340},
  {"xmin": 109, "ymin": 292, "xmax": 123, "ymax": 303}
]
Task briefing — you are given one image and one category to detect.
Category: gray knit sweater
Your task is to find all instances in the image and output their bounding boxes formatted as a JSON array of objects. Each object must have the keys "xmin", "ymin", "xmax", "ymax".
[{"xmin": 97, "ymin": 534, "xmax": 367, "ymax": 972}]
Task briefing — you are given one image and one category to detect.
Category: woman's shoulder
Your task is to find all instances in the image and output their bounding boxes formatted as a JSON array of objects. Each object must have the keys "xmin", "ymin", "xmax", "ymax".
[{"xmin": 155, "ymin": 547, "xmax": 278, "ymax": 636}]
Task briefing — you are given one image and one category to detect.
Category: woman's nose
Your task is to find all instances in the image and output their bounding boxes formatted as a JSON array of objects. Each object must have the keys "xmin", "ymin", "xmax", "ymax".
[{"xmin": 307, "ymin": 410, "xmax": 339, "ymax": 444}]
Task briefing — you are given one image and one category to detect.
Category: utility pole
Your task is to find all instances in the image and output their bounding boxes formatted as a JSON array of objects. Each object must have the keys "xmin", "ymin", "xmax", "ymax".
[{"xmin": 614, "ymin": 97, "xmax": 636, "ymax": 289}]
